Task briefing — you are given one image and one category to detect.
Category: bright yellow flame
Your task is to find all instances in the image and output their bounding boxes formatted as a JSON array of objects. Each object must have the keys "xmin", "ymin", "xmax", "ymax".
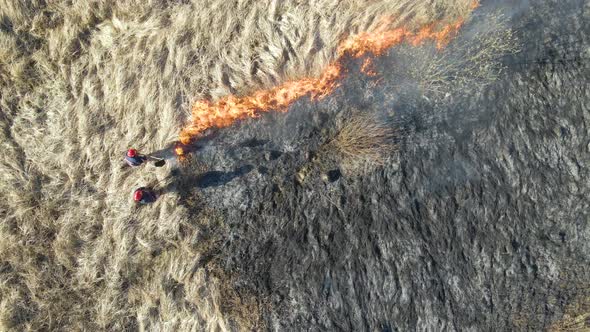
[{"xmin": 175, "ymin": 146, "xmax": 184, "ymax": 156}]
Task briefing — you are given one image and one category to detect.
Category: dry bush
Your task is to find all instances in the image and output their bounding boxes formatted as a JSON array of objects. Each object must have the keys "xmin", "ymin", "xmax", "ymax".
[
  {"xmin": 327, "ymin": 113, "xmax": 396, "ymax": 173},
  {"xmin": 0, "ymin": 0, "xmax": 478, "ymax": 330},
  {"xmin": 399, "ymin": 10, "xmax": 520, "ymax": 99}
]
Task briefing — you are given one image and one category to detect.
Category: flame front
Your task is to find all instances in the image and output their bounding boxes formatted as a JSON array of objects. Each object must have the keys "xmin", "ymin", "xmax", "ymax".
[
  {"xmin": 179, "ymin": 62, "xmax": 342, "ymax": 144},
  {"xmin": 179, "ymin": 11, "xmax": 475, "ymax": 145}
]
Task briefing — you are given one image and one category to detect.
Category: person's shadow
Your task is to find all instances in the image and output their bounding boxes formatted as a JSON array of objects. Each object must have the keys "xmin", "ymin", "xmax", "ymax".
[
  {"xmin": 192, "ymin": 165, "xmax": 254, "ymax": 189},
  {"xmin": 147, "ymin": 142, "xmax": 178, "ymax": 160},
  {"xmin": 161, "ymin": 164, "xmax": 254, "ymax": 195}
]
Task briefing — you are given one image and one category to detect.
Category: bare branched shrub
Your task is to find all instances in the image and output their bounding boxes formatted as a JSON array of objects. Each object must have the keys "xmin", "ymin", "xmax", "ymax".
[
  {"xmin": 327, "ymin": 113, "xmax": 396, "ymax": 172},
  {"xmin": 399, "ymin": 11, "xmax": 520, "ymax": 99}
]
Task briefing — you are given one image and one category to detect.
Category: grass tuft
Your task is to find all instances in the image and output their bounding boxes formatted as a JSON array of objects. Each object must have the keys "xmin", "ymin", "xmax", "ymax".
[{"xmin": 328, "ymin": 112, "xmax": 397, "ymax": 173}]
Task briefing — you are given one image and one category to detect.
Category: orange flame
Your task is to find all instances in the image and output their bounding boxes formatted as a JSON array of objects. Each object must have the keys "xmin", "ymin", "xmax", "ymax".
[
  {"xmin": 179, "ymin": 12, "xmax": 475, "ymax": 145},
  {"xmin": 174, "ymin": 142, "xmax": 191, "ymax": 163},
  {"xmin": 361, "ymin": 58, "xmax": 378, "ymax": 77}
]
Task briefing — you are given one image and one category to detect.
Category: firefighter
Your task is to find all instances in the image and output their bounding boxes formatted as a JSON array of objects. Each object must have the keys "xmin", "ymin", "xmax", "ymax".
[
  {"xmin": 133, "ymin": 187, "xmax": 158, "ymax": 204},
  {"xmin": 125, "ymin": 148, "xmax": 148, "ymax": 167}
]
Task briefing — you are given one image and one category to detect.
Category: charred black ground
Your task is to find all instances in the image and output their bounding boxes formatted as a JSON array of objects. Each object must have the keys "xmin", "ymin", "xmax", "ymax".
[{"xmin": 172, "ymin": 0, "xmax": 590, "ymax": 330}]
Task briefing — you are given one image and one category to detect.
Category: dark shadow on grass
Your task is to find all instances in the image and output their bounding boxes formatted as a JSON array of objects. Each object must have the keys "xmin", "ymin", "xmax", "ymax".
[
  {"xmin": 162, "ymin": 164, "xmax": 254, "ymax": 195},
  {"xmin": 147, "ymin": 142, "xmax": 178, "ymax": 160},
  {"xmin": 196, "ymin": 165, "xmax": 254, "ymax": 188},
  {"xmin": 238, "ymin": 138, "xmax": 268, "ymax": 148}
]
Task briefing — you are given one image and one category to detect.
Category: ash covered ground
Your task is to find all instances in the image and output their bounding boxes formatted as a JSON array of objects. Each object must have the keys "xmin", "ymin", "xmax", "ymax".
[{"xmin": 172, "ymin": 1, "xmax": 590, "ymax": 330}]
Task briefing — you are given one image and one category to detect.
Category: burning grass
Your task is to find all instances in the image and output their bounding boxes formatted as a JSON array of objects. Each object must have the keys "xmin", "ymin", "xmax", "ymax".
[{"xmin": 179, "ymin": 15, "xmax": 471, "ymax": 146}]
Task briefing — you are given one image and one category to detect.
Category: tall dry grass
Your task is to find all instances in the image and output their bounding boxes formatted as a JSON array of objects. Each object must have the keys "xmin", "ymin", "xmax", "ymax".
[{"xmin": 0, "ymin": 0, "xmax": 477, "ymax": 330}]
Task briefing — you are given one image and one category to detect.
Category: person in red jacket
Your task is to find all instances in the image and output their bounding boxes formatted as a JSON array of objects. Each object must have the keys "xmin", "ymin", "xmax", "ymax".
[
  {"xmin": 125, "ymin": 149, "xmax": 148, "ymax": 167},
  {"xmin": 124, "ymin": 148, "xmax": 166, "ymax": 168},
  {"xmin": 133, "ymin": 187, "xmax": 158, "ymax": 204}
]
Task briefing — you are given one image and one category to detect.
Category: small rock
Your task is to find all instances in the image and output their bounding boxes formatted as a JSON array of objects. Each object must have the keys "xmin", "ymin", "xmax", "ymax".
[{"xmin": 326, "ymin": 169, "xmax": 341, "ymax": 182}]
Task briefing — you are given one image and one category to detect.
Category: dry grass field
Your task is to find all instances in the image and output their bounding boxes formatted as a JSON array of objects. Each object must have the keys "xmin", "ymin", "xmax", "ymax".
[{"xmin": 0, "ymin": 1, "xmax": 479, "ymax": 330}]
